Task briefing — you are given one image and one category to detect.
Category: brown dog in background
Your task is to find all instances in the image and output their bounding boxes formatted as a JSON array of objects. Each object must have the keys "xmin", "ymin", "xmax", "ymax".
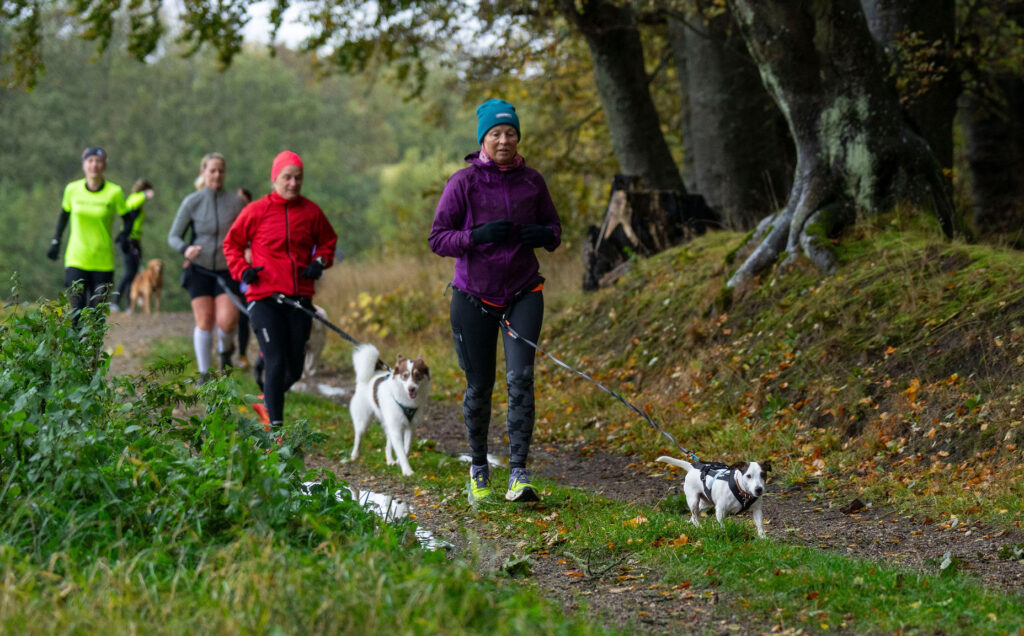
[{"xmin": 129, "ymin": 258, "xmax": 164, "ymax": 314}]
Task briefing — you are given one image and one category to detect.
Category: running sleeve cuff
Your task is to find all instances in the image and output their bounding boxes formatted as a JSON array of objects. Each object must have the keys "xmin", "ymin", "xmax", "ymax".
[{"xmin": 53, "ymin": 210, "xmax": 70, "ymax": 243}]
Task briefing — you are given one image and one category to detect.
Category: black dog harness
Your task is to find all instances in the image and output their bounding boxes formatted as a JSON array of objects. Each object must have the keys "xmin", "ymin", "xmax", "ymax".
[{"xmin": 699, "ymin": 462, "xmax": 760, "ymax": 513}]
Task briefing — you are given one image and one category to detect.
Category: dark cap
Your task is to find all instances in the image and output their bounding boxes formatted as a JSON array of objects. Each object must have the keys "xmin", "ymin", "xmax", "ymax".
[{"xmin": 82, "ymin": 147, "xmax": 106, "ymax": 161}]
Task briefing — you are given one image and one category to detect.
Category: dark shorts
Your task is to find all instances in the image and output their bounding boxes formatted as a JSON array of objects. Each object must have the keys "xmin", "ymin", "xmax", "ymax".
[{"xmin": 181, "ymin": 265, "xmax": 241, "ymax": 300}]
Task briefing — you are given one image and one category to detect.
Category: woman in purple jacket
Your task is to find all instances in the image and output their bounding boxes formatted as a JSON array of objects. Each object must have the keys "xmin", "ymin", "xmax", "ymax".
[{"xmin": 429, "ymin": 99, "xmax": 561, "ymax": 504}]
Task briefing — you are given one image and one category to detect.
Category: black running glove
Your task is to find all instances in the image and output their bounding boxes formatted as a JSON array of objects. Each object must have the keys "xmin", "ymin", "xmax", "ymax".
[
  {"xmin": 301, "ymin": 258, "xmax": 325, "ymax": 280},
  {"xmin": 46, "ymin": 239, "xmax": 60, "ymax": 261},
  {"xmin": 115, "ymin": 230, "xmax": 129, "ymax": 252},
  {"xmin": 470, "ymin": 220, "xmax": 514, "ymax": 245},
  {"xmin": 241, "ymin": 266, "xmax": 264, "ymax": 285},
  {"xmin": 518, "ymin": 224, "xmax": 556, "ymax": 248}
]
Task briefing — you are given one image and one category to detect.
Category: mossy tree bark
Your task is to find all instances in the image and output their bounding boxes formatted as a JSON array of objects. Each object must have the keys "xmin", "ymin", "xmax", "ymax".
[
  {"xmin": 556, "ymin": 0, "xmax": 686, "ymax": 193},
  {"xmin": 668, "ymin": 7, "xmax": 793, "ymax": 231},
  {"xmin": 861, "ymin": 0, "xmax": 959, "ymax": 169},
  {"xmin": 725, "ymin": 0, "xmax": 956, "ymax": 289}
]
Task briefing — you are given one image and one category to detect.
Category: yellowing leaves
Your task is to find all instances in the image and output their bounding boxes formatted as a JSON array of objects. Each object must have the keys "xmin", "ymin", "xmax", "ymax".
[
  {"xmin": 622, "ymin": 514, "xmax": 648, "ymax": 527},
  {"xmin": 904, "ymin": 378, "xmax": 921, "ymax": 404}
]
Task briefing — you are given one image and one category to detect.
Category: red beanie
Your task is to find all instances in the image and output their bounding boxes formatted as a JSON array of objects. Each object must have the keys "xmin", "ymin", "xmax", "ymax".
[{"xmin": 271, "ymin": 150, "xmax": 303, "ymax": 181}]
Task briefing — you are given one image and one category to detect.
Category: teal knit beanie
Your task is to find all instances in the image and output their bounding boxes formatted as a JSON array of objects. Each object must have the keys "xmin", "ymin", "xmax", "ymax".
[{"xmin": 476, "ymin": 99, "xmax": 521, "ymax": 144}]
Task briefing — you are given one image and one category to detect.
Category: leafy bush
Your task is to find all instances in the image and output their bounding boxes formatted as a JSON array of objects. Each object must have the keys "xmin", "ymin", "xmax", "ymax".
[{"xmin": 0, "ymin": 298, "xmax": 373, "ymax": 570}]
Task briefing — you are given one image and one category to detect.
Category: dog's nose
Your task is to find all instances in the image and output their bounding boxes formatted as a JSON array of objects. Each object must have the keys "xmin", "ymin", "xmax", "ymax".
[{"xmin": 755, "ymin": 487, "xmax": 764, "ymax": 496}]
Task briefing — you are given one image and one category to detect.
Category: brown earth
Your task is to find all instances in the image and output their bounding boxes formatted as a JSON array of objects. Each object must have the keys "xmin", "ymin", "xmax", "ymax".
[{"xmin": 106, "ymin": 311, "xmax": 1024, "ymax": 634}]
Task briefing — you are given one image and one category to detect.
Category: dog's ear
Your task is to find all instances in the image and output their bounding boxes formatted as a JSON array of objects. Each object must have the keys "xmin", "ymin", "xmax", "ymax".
[
  {"xmin": 759, "ymin": 460, "xmax": 772, "ymax": 474},
  {"xmin": 731, "ymin": 461, "xmax": 749, "ymax": 473}
]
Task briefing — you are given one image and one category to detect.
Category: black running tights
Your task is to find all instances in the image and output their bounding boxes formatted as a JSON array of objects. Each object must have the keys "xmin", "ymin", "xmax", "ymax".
[
  {"xmin": 450, "ymin": 288, "xmax": 543, "ymax": 469},
  {"xmin": 249, "ymin": 296, "xmax": 313, "ymax": 424}
]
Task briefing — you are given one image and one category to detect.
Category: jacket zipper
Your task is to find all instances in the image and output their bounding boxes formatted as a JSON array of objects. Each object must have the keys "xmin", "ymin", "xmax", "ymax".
[
  {"xmin": 212, "ymin": 191, "xmax": 220, "ymax": 271},
  {"xmin": 502, "ymin": 170, "xmax": 512, "ymax": 299},
  {"xmin": 284, "ymin": 201, "xmax": 298, "ymax": 295}
]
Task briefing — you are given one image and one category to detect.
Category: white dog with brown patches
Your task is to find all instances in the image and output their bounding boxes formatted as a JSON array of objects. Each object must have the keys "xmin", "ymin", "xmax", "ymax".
[
  {"xmin": 349, "ymin": 344, "xmax": 430, "ymax": 476},
  {"xmin": 656, "ymin": 456, "xmax": 770, "ymax": 538}
]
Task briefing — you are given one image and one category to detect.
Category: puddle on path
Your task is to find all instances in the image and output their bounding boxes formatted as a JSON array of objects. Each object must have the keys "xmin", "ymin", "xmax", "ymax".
[
  {"xmin": 301, "ymin": 481, "xmax": 453, "ymax": 552},
  {"xmin": 457, "ymin": 453, "xmax": 507, "ymax": 469},
  {"xmin": 291, "ymin": 381, "xmax": 351, "ymax": 400}
]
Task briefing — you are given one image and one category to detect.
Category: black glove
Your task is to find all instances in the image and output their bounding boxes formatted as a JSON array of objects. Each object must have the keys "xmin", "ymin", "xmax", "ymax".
[
  {"xmin": 470, "ymin": 220, "xmax": 514, "ymax": 245},
  {"xmin": 301, "ymin": 258, "xmax": 325, "ymax": 280},
  {"xmin": 241, "ymin": 266, "xmax": 264, "ymax": 285},
  {"xmin": 518, "ymin": 224, "xmax": 556, "ymax": 248},
  {"xmin": 46, "ymin": 240, "xmax": 60, "ymax": 261},
  {"xmin": 115, "ymin": 230, "xmax": 129, "ymax": 252}
]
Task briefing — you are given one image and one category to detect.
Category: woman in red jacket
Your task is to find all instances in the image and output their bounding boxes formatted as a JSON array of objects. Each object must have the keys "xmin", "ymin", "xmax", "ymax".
[{"xmin": 223, "ymin": 151, "xmax": 338, "ymax": 428}]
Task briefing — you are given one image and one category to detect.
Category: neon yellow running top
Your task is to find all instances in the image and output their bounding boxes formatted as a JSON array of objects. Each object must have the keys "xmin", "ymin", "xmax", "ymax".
[
  {"xmin": 125, "ymin": 191, "xmax": 147, "ymax": 240},
  {"xmin": 61, "ymin": 179, "xmax": 127, "ymax": 271}
]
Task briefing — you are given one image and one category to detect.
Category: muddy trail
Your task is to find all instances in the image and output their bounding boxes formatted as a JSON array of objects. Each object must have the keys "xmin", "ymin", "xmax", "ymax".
[{"xmin": 106, "ymin": 311, "xmax": 1024, "ymax": 633}]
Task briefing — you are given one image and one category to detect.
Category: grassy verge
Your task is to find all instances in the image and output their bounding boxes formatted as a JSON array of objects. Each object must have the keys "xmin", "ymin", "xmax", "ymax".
[
  {"xmin": 323, "ymin": 405, "xmax": 1024, "ymax": 634},
  {"xmin": 0, "ymin": 301, "xmax": 613, "ymax": 636}
]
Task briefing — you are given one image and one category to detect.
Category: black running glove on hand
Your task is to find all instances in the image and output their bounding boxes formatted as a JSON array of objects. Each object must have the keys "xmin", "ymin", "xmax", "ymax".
[
  {"xmin": 46, "ymin": 240, "xmax": 60, "ymax": 261},
  {"xmin": 241, "ymin": 266, "xmax": 264, "ymax": 285},
  {"xmin": 470, "ymin": 220, "xmax": 514, "ymax": 245},
  {"xmin": 518, "ymin": 224, "xmax": 556, "ymax": 248},
  {"xmin": 301, "ymin": 258, "xmax": 325, "ymax": 280},
  {"xmin": 115, "ymin": 230, "xmax": 129, "ymax": 252}
]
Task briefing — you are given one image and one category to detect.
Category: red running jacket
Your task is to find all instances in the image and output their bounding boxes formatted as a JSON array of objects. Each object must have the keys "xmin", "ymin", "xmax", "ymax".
[{"xmin": 223, "ymin": 191, "xmax": 338, "ymax": 302}]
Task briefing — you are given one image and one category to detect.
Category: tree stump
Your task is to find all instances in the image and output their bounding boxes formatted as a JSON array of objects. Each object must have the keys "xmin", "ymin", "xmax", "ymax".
[{"xmin": 582, "ymin": 175, "xmax": 714, "ymax": 290}]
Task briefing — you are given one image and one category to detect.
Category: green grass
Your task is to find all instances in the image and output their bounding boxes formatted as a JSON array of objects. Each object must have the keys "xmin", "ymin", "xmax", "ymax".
[
  {"xmin": 0, "ymin": 303, "xmax": 615, "ymax": 636},
  {"xmin": 332, "ymin": 409, "xmax": 1024, "ymax": 634}
]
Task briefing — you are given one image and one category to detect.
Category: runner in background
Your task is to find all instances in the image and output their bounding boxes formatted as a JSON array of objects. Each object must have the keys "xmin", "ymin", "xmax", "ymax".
[
  {"xmin": 114, "ymin": 179, "xmax": 155, "ymax": 311},
  {"xmin": 235, "ymin": 187, "xmax": 254, "ymax": 369},
  {"xmin": 224, "ymin": 151, "xmax": 337, "ymax": 428},
  {"xmin": 167, "ymin": 152, "xmax": 246, "ymax": 380},
  {"xmin": 47, "ymin": 146, "xmax": 132, "ymax": 326}
]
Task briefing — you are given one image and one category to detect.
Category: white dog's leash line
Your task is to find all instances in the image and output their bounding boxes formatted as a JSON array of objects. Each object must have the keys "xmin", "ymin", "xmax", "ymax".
[
  {"xmin": 500, "ymin": 315, "xmax": 703, "ymax": 464},
  {"xmin": 273, "ymin": 293, "xmax": 392, "ymax": 372},
  {"xmin": 185, "ymin": 262, "xmax": 251, "ymax": 318}
]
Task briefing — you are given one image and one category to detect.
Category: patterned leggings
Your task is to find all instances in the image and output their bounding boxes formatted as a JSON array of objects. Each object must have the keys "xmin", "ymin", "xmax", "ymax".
[{"xmin": 449, "ymin": 288, "xmax": 543, "ymax": 468}]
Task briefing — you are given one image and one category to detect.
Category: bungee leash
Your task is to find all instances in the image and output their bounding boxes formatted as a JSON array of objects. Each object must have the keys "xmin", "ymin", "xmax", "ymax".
[
  {"xmin": 184, "ymin": 262, "xmax": 250, "ymax": 317},
  {"xmin": 272, "ymin": 293, "xmax": 391, "ymax": 372},
  {"xmin": 499, "ymin": 314, "xmax": 703, "ymax": 464}
]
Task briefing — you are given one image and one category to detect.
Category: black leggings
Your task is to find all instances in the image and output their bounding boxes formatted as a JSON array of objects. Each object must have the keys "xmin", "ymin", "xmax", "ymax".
[
  {"xmin": 450, "ymin": 288, "xmax": 543, "ymax": 468},
  {"xmin": 249, "ymin": 296, "xmax": 313, "ymax": 424},
  {"xmin": 115, "ymin": 241, "xmax": 141, "ymax": 306},
  {"xmin": 65, "ymin": 267, "xmax": 114, "ymax": 319}
]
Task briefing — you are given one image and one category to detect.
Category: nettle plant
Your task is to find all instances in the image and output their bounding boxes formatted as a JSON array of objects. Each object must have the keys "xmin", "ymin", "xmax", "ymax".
[{"xmin": 0, "ymin": 297, "xmax": 371, "ymax": 568}]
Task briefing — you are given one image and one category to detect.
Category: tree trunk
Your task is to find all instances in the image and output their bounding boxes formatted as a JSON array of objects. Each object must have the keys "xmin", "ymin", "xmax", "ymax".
[
  {"xmin": 725, "ymin": 0, "xmax": 955, "ymax": 289},
  {"xmin": 668, "ymin": 8, "xmax": 793, "ymax": 230},
  {"xmin": 582, "ymin": 175, "xmax": 714, "ymax": 290},
  {"xmin": 861, "ymin": 0, "xmax": 959, "ymax": 169},
  {"xmin": 962, "ymin": 75, "xmax": 1024, "ymax": 243},
  {"xmin": 557, "ymin": 0, "xmax": 686, "ymax": 192}
]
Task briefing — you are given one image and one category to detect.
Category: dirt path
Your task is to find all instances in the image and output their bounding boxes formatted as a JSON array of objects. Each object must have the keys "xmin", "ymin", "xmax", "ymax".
[{"xmin": 106, "ymin": 312, "xmax": 1024, "ymax": 632}]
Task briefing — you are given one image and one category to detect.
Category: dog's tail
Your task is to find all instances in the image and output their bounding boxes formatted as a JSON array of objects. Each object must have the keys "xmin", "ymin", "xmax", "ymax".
[
  {"xmin": 655, "ymin": 456, "xmax": 696, "ymax": 473},
  {"xmin": 352, "ymin": 344, "xmax": 381, "ymax": 385}
]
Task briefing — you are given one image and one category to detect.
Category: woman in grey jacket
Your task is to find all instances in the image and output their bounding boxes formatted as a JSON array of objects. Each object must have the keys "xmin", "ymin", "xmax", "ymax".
[{"xmin": 168, "ymin": 152, "xmax": 246, "ymax": 378}]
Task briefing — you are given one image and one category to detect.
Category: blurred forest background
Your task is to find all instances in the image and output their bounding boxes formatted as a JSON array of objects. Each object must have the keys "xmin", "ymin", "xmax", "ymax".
[
  {"xmin": 2, "ymin": 0, "xmax": 1023, "ymax": 306},
  {"xmin": 0, "ymin": 9, "xmax": 618, "ymax": 309}
]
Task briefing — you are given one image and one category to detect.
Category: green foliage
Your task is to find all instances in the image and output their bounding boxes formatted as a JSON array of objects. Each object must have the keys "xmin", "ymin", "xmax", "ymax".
[
  {"xmin": 0, "ymin": 297, "xmax": 368, "ymax": 567},
  {"xmin": 0, "ymin": 296, "xmax": 610, "ymax": 634}
]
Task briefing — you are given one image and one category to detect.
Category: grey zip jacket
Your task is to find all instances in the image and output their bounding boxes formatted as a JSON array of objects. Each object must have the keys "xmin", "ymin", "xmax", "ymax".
[{"xmin": 167, "ymin": 187, "xmax": 245, "ymax": 271}]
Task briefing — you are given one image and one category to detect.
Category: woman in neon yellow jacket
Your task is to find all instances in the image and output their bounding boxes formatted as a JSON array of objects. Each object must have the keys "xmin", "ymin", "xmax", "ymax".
[
  {"xmin": 47, "ymin": 146, "xmax": 134, "ymax": 325},
  {"xmin": 115, "ymin": 178, "xmax": 155, "ymax": 311}
]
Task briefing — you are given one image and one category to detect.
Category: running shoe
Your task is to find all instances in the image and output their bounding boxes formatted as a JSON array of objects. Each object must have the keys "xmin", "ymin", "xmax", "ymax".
[
  {"xmin": 252, "ymin": 394, "xmax": 270, "ymax": 427},
  {"xmin": 506, "ymin": 467, "xmax": 540, "ymax": 502},
  {"xmin": 467, "ymin": 464, "xmax": 494, "ymax": 504}
]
